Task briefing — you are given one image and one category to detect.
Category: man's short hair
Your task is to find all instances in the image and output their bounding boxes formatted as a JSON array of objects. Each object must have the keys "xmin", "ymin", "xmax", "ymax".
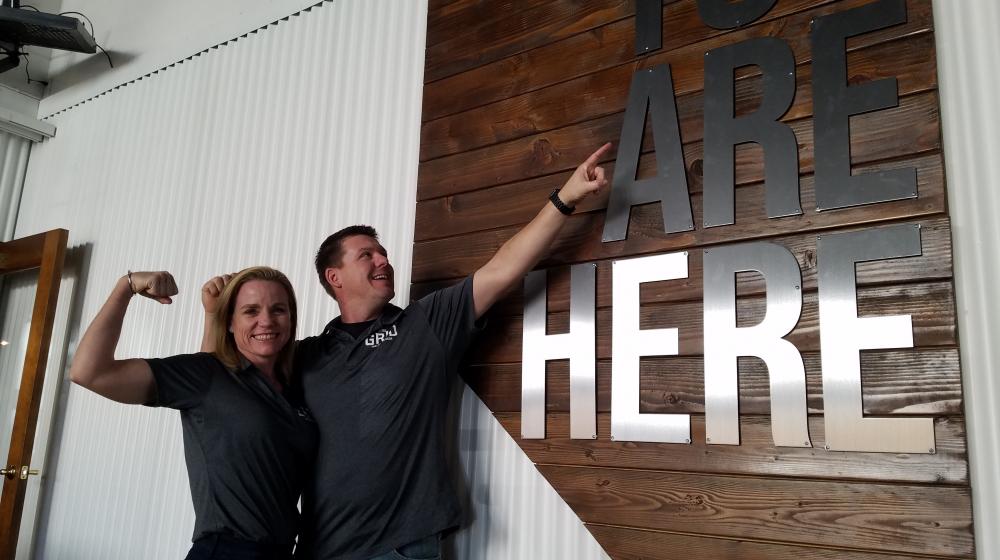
[{"xmin": 315, "ymin": 225, "xmax": 380, "ymax": 296}]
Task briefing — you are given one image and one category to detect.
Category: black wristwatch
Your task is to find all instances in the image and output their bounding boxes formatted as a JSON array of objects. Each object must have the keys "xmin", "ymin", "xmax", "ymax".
[{"xmin": 549, "ymin": 188, "xmax": 575, "ymax": 215}]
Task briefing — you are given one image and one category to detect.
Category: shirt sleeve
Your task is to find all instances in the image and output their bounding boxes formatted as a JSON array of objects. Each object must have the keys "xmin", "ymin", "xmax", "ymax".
[
  {"xmin": 294, "ymin": 335, "xmax": 324, "ymax": 371},
  {"xmin": 143, "ymin": 352, "xmax": 218, "ymax": 410},
  {"xmin": 414, "ymin": 275, "xmax": 484, "ymax": 356}
]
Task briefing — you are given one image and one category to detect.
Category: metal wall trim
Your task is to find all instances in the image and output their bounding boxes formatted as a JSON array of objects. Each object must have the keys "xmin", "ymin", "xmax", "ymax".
[{"xmin": 934, "ymin": 1, "xmax": 1000, "ymax": 558}]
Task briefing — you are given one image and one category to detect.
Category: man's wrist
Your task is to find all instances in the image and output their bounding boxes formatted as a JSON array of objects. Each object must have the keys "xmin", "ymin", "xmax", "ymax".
[{"xmin": 549, "ymin": 188, "xmax": 576, "ymax": 215}]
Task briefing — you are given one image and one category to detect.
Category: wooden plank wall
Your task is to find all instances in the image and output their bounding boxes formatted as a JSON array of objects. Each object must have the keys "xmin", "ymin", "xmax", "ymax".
[{"xmin": 414, "ymin": 1, "xmax": 973, "ymax": 558}]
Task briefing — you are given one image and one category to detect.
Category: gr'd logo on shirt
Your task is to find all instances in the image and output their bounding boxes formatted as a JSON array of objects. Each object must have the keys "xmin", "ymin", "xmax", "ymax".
[{"xmin": 365, "ymin": 325, "xmax": 398, "ymax": 348}]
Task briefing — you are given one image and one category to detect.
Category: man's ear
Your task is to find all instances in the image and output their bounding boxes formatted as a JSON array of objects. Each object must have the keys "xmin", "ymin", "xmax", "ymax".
[{"xmin": 324, "ymin": 267, "xmax": 341, "ymax": 291}]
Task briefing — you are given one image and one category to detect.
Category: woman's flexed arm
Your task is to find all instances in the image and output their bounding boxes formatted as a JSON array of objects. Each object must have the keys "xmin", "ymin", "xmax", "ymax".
[{"xmin": 69, "ymin": 271, "xmax": 178, "ymax": 404}]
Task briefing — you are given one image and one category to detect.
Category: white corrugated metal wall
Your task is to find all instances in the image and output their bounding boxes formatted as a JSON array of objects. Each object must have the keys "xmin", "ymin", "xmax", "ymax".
[
  {"xmin": 934, "ymin": 2, "xmax": 1000, "ymax": 559},
  {"xmin": 9, "ymin": 1, "xmax": 610, "ymax": 558}
]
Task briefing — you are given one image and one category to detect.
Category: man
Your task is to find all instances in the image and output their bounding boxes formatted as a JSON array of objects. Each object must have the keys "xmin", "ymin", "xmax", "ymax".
[{"xmin": 204, "ymin": 143, "xmax": 610, "ymax": 559}]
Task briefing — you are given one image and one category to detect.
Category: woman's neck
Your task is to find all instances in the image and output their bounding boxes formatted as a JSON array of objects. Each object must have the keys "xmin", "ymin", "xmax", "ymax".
[{"xmin": 247, "ymin": 357, "xmax": 282, "ymax": 390}]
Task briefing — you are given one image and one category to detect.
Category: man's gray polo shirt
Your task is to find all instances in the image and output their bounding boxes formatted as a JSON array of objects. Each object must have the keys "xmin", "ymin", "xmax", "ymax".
[{"xmin": 294, "ymin": 276, "xmax": 481, "ymax": 560}]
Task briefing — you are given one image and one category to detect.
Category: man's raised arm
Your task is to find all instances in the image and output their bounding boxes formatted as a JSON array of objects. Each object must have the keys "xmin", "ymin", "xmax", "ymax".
[{"xmin": 472, "ymin": 143, "xmax": 611, "ymax": 319}]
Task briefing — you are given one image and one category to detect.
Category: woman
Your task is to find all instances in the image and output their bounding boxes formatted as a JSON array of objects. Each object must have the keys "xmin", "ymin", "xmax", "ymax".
[{"xmin": 70, "ymin": 267, "xmax": 318, "ymax": 559}]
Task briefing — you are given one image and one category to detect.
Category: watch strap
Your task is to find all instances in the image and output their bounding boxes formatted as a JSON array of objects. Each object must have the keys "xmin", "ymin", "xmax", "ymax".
[{"xmin": 549, "ymin": 188, "xmax": 575, "ymax": 215}]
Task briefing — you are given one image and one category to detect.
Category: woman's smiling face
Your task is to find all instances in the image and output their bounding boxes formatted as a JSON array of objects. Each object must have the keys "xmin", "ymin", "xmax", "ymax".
[{"xmin": 229, "ymin": 279, "xmax": 292, "ymax": 371}]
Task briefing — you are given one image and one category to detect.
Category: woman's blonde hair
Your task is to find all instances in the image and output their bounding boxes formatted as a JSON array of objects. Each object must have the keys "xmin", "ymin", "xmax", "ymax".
[{"xmin": 212, "ymin": 266, "xmax": 298, "ymax": 383}]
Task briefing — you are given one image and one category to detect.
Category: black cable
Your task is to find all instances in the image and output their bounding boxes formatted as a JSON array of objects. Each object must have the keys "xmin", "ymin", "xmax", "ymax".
[
  {"xmin": 20, "ymin": 52, "xmax": 48, "ymax": 86},
  {"xmin": 96, "ymin": 43, "xmax": 113, "ymax": 68},
  {"xmin": 59, "ymin": 10, "xmax": 113, "ymax": 68},
  {"xmin": 17, "ymin": 4, "xmax": 40, "ymax": 11},
  {"xmin": 59, "ymin": 11, "xmax": 94, "ymax": 32}
]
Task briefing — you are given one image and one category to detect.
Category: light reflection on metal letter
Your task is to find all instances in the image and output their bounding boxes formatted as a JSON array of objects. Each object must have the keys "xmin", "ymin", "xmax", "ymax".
[
  {"xmin": 611, "ymin": 252, "xmax": 691, "ymax": 443},
  {"xmin": 521, "ymin": 264, "xmax": 597, "ymax": 439},
  {"xmin": 703, "ymin": 242, "xmax": 811, "ymax": 447},
  {"xmin": 817, "ymin": 224, "xmax": 935, "ymax": 453}
]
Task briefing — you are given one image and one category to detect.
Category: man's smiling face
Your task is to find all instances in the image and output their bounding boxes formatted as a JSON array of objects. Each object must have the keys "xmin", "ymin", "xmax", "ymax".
[{"xmin": 333, "ymin": 234, "xmax": 395, "ymax": 310}]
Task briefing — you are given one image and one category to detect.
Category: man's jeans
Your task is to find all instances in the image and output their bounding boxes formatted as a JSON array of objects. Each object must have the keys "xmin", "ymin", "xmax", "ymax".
[{"xmin": 367, "ymin": 533, "xmax": 441, "ymax": 560}]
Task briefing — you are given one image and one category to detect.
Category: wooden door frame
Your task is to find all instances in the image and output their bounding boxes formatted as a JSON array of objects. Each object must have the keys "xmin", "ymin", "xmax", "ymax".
[{"xmin": 0, "ymin": 229, "xmax": 68, "ymax": 558}]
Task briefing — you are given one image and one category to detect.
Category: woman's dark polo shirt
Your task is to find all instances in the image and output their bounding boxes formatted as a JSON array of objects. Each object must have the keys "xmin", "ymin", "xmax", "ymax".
[{"xmin": 144, "ymin": 353, "xmax": 318, "ymax": 546}]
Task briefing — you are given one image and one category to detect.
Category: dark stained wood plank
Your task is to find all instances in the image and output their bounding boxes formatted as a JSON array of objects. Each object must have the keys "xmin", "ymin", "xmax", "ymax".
[
  {"xmin": 466, "ymin": 281, "xmax": 957, "ymax": 363},
  {"xmin": 427, "ymin": 0, "xmax": 661, "ymax": 50},
  {"xmin": 421, "ymin": 0, "xmax": 931, "ymax": 121},
  {"xmin": 428, "ymin": 0, "xmax": 463, "ymax": 11},
  {"xmin": 536, "ymin": 465, "xmax": 974, "ymax": 556},
  {"xmin": 413, "ymin": 152, "xmax": 944, "ymax": 283},
  {"xmin": 419, "ymin": 111, "xmax": 622, "ymax": 201},
  {"xmin": 585, "ymin": 524, "xmax": 969, "ymax": 560},
  {"xmin": 426, "ymin": 0, "xmax": 554, "ymax": 48},
  {"xmin": 415, "ymin": 137, "xmax": 942, "ymax": 239},
  {"xmin": 418, "ymin": 87, "xmax": 940, "ymax": 201},
  {"xmin": 464, "ymin": 347, "xmax": 963, "ymax": 416},
  {"xmin": 494, "ymin": 413, "xmax": 966, "ymax": 484},
  {"xmin": 425, "ymin": 0, "xmax": 641, "ymax": 82},
  {"xmin": 414, "ymin": 216, "xmax": 953, "ymax": 319},
  {"xmin": 421, "ymin": 26, "xmax": 937, "ymax": 161}
]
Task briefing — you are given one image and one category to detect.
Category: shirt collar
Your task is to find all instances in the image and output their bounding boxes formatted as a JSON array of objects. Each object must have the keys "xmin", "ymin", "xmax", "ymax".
[
  {"xmin": 322, "ymin": 303, "xmax": 404, "ymax": 337},
  {"xmin": 237, "ymin": 355, "xmax": 257, "ymax": 373}
]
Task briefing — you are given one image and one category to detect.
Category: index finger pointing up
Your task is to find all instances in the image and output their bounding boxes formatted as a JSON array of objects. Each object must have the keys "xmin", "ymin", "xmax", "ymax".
[{"xmin": 583, "ymin": 142, "xmax": 613, "ymax": 169}]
